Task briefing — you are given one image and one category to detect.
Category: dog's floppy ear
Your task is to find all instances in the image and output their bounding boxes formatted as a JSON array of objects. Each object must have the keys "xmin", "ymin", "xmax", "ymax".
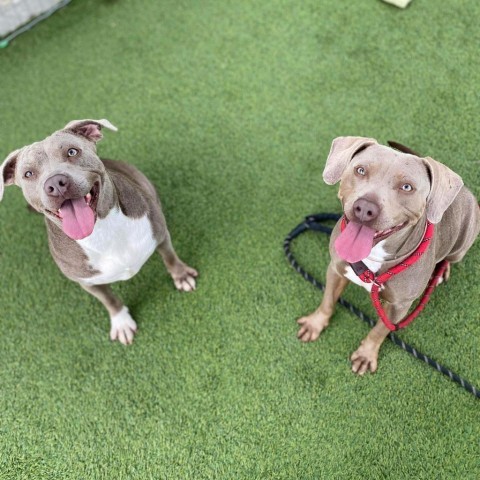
[
  {"xmin": 323, "ymin": 136, "xmax": 377, "ymax": 185},
  {"xmin": 63, "ymin": 119, "xmax": 118, "ymax": 143},
  {"xmin": 0, "ymin": 149, "xmax": 21, "ymax": 202},
  {"xmin": 422, "ymin": 156, "xmax": 463, "ymax": 224}
]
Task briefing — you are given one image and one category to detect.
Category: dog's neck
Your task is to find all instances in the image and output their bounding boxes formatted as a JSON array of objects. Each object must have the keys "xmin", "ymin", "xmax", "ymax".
[{"xmin": 96, "ymin": 171, "xmax": 117, "ymax": 219}]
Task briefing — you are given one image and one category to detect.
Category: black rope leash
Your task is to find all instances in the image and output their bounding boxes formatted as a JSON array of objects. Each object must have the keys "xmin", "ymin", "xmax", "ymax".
[{"xmin": 284, "ymin": 213, "xmax": 480, "ymax": 399}]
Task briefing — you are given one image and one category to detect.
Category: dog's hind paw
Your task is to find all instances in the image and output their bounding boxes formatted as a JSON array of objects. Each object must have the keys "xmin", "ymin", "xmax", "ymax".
[
  {"xmin": 435, "ymin": 262, "xmax": 451, "ymax": 286},
  {"xmin": 110, "ymin": 306, "xmax": 137, "ymax": 345}
]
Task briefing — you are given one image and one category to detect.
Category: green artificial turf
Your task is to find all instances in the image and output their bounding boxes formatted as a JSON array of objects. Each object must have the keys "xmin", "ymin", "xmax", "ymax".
[{"xmin": 1, "ymin": 0, "xmax": 480, "ymax": 478}]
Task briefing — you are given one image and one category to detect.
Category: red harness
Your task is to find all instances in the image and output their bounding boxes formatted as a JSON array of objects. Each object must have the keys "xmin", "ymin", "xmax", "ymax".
[{"xmin": 340, "ymin": 217, "xmax": 449, "ymax": 331}]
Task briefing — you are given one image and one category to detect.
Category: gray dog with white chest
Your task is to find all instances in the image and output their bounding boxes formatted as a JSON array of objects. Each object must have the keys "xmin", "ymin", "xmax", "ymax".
[
  {"xmin": 297, "ymin": 137, "xmax": 479, "ymax": 374},
  {"xmin": 0, "ymin": 119, "xmax": 198, "ymax": 344}
]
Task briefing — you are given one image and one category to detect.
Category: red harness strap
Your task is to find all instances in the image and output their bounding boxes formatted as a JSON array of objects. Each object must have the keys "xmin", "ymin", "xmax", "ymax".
[{"xmin": 340, "ymin": 217, "xmax": 449, "ymax": 331}]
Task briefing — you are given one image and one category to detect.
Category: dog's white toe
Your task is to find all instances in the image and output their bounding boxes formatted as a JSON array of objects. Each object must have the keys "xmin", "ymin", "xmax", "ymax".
[
  {"xmin": 110, "ymin": 306, "xmax": 137, "ymax": 345},
  {"xmin": 174, "ymin": 276, "xmax": 196, "ymax": 292}
]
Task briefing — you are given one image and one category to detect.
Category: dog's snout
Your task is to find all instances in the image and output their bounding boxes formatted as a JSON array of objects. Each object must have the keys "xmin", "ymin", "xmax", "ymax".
[
  {"xmin": 44, "ymin": 174, "xmax": 71, "ymax": 197},
  {"xmin": 353, "ymin": 198, "xmax": 379, "ymax": 223}
]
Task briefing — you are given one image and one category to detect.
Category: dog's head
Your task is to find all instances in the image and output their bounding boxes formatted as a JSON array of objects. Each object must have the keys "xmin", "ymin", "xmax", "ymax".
[
  {"xmin": 323, "ymin": 136, "xmax": 463, "ymax": 262},
  {"xmin": 0, "ymin": 119, "xmax": 117, "ymax": 240}
]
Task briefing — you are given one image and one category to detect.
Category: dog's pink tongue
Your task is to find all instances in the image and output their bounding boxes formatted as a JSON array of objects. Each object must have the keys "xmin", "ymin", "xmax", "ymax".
[
  {"xmin": 60, "ymin": 198, "xmax": 95, "ymax": 240},
  {"xmin": 335, "ymin": 221, "xmax": 376, "ymax": 263}
]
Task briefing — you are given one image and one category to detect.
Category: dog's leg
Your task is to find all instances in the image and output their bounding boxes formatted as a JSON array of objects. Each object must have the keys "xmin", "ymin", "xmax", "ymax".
[
  {"xmin": 157, "ymin": 234, "xmax": 198, "ymax": 292},
  {"xmin": 297, "ymin": 262, "xmax": 349, "ymax": 342},
  {"xmin": 350, "ymin": 300, "xmax": 412, "ymax": 375},
  {"xmin": 80, "ymin": 283, "xmax": 137, "ymax": 345}
]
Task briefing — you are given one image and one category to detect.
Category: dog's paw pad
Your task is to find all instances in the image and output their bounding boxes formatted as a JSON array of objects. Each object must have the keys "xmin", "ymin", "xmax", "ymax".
[{"xmin": 110, "ymin": 307, "xmax": 137, "ymax": 345}]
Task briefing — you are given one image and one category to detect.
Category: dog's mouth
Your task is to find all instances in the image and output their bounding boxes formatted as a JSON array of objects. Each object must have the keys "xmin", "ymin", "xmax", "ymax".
[
  {"xmin": 335, "ymin": 216, "xmax": 407, "ymax": 263},
  {"xmin": 373, "ymin": 221, "xmax": 407, "ymax": 241},
  {"xmin": 343, "ymin": 216, "xmax": 407, "ymax": 240},
  {"xmin": 46, "ymin": 182, "xmax": 100, "ymax": 240}
]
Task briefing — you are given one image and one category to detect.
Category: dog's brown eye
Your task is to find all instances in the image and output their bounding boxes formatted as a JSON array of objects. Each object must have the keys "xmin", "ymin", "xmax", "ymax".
[
  {"xmin": 401, "ymin": 184, "xmax": 413, "ymax": 192},
  {"xmin": 356, "ymin": 166, "xmax": 366, "ymax": 176},
  {"xmin": 24, "ymin": 171, "xmax": 33, "ymax": 178},
  {"xmin": 67, "ymin": 148, "xmax": 78, "ymax": 157}
]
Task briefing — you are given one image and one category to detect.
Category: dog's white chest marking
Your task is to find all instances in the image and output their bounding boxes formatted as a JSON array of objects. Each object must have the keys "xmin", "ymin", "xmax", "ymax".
[
  {"xmin": 77, "ymin": 208, "xmax": 157, "ymax": 286},
  {"xmin": 343, "ymin": 241, "xmax": 388, "ymax": 292}
]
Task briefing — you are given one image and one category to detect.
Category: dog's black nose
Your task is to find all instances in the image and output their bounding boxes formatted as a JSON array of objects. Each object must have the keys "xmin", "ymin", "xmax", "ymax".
[
  {"xmin": 353, "ymin": 198, "xmax": 379, "ymax": 223},
  {"xmin": 44, "ymin": 174, "xmax": 70, "ymax": 197}
]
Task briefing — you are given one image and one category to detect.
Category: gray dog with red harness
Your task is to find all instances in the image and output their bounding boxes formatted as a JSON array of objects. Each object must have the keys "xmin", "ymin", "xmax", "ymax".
[
  {"xmin": 0, "ymin": 119, "xmax": 198, "ymax": 345},
  {"xmin": 297, "ymin": 137, "xmax": 480, "ymax": 374}
]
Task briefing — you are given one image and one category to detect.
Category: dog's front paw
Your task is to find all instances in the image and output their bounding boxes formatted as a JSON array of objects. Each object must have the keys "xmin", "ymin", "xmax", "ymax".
[
  {"xmin": 296, "ymin": 311, "xmax": 330, "ymax": 342},
  {"xmin": 110, "ymin": 307, "xmax": 137, "ymax": 345},
  {"xmin": 350, "ymin": 340, "xmax": 379, "ymax": 375},
  {"xmin": 172, "ymin": 265, "xmax": 198, "ymax": 292}
]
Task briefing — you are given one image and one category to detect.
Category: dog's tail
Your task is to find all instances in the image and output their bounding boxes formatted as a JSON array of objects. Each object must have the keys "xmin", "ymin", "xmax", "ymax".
[{"xmin": 388, "ymin": 140, "xmax": 421, "ymax": 157}]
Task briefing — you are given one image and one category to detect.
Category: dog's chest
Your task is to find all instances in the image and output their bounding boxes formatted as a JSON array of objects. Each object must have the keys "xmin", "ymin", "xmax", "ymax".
[
  {"xmin": 77, "ymin": 208, "xmax": 157, "ymax": 286},
  {"xmin": 343, "ymin": 241, "xmax": 388, "ymax": 292}
]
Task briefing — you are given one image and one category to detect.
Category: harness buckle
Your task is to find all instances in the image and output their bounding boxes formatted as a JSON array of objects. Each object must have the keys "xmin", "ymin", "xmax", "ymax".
[
  {"xmin": 350, "ymin": 261, "xmax": 369, "ymax": 277},
  {"xmin": 350, "ymin": 261, "xmax": 377, "ymax": 285}
]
